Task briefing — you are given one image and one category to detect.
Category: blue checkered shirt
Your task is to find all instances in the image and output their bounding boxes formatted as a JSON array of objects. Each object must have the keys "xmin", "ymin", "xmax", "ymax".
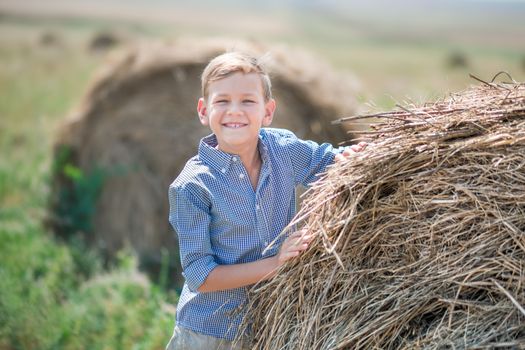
[{"xmin": 168, "ymin": 128, "xmax": 341, "ymax": 340}]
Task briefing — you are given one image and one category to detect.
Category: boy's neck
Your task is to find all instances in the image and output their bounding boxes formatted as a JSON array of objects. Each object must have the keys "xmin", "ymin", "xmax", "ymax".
[
  {"xmin": 245, "ymin": 150, "xmax": 262, "ymax": 190},
  {"xmin": 239, "ymin": 146, "xmax": 261, "ymax": 170},
  {"xmin": 237, "ymin": 144, "xmax": 262, "ymax": 190},
  {"xmin": 215, "ymin": 138, "xmax": 262, "ymax": 189},
  {"xmin": 216, "ymin": 138, "xmax": 260, "ymax": 169}
]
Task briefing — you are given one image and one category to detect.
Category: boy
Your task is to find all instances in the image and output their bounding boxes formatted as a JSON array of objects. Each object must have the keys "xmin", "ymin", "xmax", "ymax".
[{"xmin": 167, "ymin": 51, "xmax": 365, "ymax": 350}]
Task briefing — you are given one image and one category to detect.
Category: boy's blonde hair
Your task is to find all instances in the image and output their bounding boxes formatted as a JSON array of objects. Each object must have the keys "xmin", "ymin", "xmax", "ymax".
[{"xmin": 201, "ymin": 51, "xmax": 272, "ymax": 101}]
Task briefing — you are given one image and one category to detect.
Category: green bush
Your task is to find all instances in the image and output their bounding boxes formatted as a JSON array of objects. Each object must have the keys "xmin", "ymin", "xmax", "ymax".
[
  {"xmin": 0, "ymin": 225, "xmax": 177, "ymax": 350},
  {"xmin": 0, "ymin": 221, "xmax": 77, "ymax": 349},
  {"xmin": 60, "ymin": 270, "xmax": 175, "ymax": 350},
  {"xmin": 50, "ymin": 145, "xmax": 107, "ymax": 236}
]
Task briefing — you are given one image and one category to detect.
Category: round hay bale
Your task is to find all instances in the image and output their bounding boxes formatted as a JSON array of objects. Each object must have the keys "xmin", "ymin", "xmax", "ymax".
[
  {"xmin": 240, "ymin": 82, "xmax": 525, "ymax": 349},
  {"xmin": 446, "ymin": 51, "xmax": 469, "ymax": 69},
  {"xmin": 88, "ymin": 30, "xmax": 121, "ymax": 52},
  {"xmin": 39, "ymin": 30, "xmax": 62, "ymax": 47},
  {"xmin": 49, "ymin": 38, "xmax": 361, "ymax": 286}
]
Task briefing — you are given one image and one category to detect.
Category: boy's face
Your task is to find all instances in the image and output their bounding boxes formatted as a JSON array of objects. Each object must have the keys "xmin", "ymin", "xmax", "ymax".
[{"xmin": 197, "ymin": 72, "xmax": 275, "ymax": 155}]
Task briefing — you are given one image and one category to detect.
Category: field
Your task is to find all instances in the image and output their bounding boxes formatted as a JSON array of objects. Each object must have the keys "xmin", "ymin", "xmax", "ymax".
[{"xmin": 0, "ymin": 1, "xmax": 523, "ymax": 348}]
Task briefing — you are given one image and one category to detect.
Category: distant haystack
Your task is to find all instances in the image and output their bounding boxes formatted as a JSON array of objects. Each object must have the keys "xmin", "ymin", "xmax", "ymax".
[
  {"xmin": 240, "ymin": 81, "xmax": 525, "ymax": 349},
  {"xmin": 88, "ymin": 31, "xmax": 121, "ymax": 53},
  {"xmin": 50, "ymin": 38, "xmax": 361, "ymax": 284},
  {"xmin": 447, "ymin": 51, "xmax": 469, "ymax": 69},
  {"xmin": 39, "ymin": 30, "xmax": 62, "ymax": 47}
]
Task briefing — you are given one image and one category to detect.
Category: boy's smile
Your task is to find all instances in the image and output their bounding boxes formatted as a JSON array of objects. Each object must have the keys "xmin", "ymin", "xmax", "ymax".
[
  {"xmin": 197, "ymin": 72, "xmax": 276, "ymax": 156},
  {"xmin": 223, "ymin": 123, "xmax": 246, "ymax": 128}
]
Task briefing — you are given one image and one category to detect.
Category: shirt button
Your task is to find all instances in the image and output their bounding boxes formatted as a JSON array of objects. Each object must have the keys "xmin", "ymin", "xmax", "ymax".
[
  {"xmin": 221, "ymin": 168, "xmax": 226, "ymax": 173},
  {"xmin": 239, "ymin": 173, "xmax": 245, "ymax": 179},
  {"xmin": 232, "ymin": 157, "xmax": 237, "ymax": 162},
  {"xmin": 256, "ymin": 204, "xmax": 260, "ymax": 210}
]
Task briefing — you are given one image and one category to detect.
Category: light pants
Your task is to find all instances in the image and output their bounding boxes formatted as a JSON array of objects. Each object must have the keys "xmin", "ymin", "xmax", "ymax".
[{"xmin": 166, "ymin": 326, "xmax": 249, "ymax": 350}]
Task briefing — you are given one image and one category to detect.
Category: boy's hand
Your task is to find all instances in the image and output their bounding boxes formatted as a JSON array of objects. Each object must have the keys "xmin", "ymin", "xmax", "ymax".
[
  {"xmin": 276, "ymin": 229, "xmax": 312, "ymax": 267},
  {"xmin": 334, "ymin": 141, "xmax": 368, "ymax": 163}
]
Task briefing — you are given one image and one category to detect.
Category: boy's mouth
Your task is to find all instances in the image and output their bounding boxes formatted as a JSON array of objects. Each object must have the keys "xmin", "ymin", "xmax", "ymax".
[{"xmin": 223, "ymin": 123, "xmax": 247, "ymax": 128}]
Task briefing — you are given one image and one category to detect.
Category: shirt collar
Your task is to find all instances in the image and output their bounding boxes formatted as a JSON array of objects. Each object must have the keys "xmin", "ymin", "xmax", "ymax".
[{"xmin": 198, "ymin": 131, "xmax": 270, "ymax": 173}]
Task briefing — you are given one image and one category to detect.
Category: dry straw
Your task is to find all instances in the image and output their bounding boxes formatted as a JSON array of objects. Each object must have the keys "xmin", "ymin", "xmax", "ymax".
[{"xmin": 239, "ymin": 78, "xmax": 525, "ymax": 349}]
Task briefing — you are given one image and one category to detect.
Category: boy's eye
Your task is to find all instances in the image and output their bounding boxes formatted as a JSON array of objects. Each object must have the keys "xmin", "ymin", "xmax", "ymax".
[
  {"xmin": 215, "ymin": 99, "xmax": 228, "ymax": 104},
  {"xmin": 243, "ymin": 99, "xmax": 256, "ymax": 104}
]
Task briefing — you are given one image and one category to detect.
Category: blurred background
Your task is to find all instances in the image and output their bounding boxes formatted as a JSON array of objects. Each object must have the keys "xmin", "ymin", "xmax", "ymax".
[{"xmin": 1, "ymin": 0, "xmax": 524, "ymax": 349}]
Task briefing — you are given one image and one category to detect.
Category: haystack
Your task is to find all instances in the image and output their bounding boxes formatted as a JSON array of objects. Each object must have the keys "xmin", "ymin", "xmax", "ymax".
[
  {"xmin": 88, "ymin": 31, "xmax": 121, "ymax": 52},
  {"xmin": 49, "ymin": 38, "xmax": 360, "ymax": 285},
  {"xmin": 240, "ymin": 79, "xmax": 525, "ymax": 349}
]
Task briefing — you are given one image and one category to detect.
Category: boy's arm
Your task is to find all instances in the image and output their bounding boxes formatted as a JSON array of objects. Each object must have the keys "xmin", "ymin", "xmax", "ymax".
[
  {"xmin": 279, "ymin": 129, "xmax": 366, "ymax": 186},
  {"xmin": 170, "ymin": 183, "xmax": 311, "ymax": 293},
  {"xmin": 169, "ymin": 183, "xmax": 217, "ymax": 292},
  {"xmin": 198, "ymin": 256, "xmax": 279, "ymax": 292},
  {"xmin": 279, "ymin": 130, "xmax": 340, "ymax": 186},
  {"xmin": 199, "ymin": 230, "xmax": 311, "ymax": 292}
]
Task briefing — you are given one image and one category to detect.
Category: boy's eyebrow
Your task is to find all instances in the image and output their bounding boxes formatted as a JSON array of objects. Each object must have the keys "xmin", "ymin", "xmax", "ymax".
[{"xmin": 209, "ymin": 94, "xmax": 230, "ymax": 101}]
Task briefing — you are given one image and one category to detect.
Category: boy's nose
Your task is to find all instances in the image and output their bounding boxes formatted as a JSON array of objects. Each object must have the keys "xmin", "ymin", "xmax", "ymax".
[{"xmin": 227, "ymin": 103, "xmax": 243, "ymax": 115}]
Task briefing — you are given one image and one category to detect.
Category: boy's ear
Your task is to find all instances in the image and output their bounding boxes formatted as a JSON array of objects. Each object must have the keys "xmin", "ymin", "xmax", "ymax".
[
  {"xmin": 197, "ymin": 98, "xmax": 209, "ymax": 126},
  {"xmin": 263, "ymin": 98, "xmax": 276, "ymax": 127}
]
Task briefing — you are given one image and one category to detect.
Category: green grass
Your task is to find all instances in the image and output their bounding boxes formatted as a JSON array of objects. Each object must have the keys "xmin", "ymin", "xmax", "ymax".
[{"xmin": 0, "ymin": 223, "xmax": 175, "ymax": 349}]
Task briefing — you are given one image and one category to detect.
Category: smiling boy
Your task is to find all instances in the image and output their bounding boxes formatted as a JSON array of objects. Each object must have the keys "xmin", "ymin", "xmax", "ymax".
[{"xmin": 166, "ymin": 52, "xmax": 365, "ymax": 350}]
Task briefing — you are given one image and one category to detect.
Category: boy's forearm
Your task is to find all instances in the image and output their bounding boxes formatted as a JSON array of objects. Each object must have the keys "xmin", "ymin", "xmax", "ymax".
[{"xmin": 197, "ymin": 256, "xmax": 279, "ymax": 293}]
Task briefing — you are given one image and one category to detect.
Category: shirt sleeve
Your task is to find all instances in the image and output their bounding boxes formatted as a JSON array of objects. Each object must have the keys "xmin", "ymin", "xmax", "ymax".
[
  {"xmin": 169, "ymin": 183, "xmax": 218, "ymax": 292},
  {"xmin": 279, "ymin": 129, "xmax": 343, "ymax": 187}
]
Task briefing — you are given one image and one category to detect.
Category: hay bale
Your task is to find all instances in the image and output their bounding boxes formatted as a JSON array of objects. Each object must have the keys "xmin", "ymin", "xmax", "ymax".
[
  {"xmin": 39, "ymin": 30, "xmax": 62, "ymax": 47},
  {"xmin": 240, "ymin": 82, "xmax": 525, "ymax": 349},
  {"xmin": 446, "ymin": 51, "xmax": 469, "ymax": 69},
  {"xmin": 49, "ymin": 38, "xmax": 360, "ymax": 285},
  {"xmin": 88, "ymin": 31, "xmax": 121, "ymax": 52}
]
